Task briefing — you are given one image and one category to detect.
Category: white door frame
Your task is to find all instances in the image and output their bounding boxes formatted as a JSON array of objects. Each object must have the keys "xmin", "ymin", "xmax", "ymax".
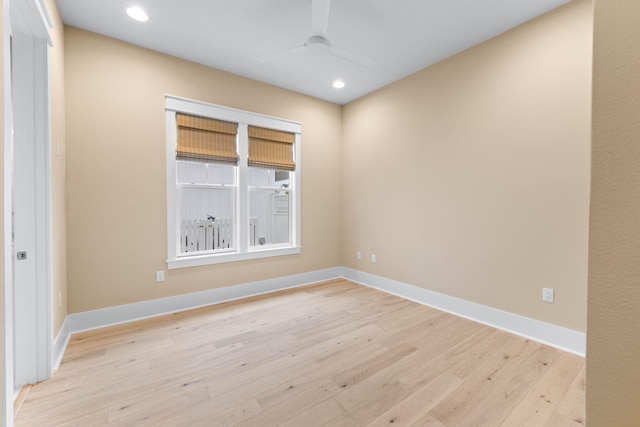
[{"xmin": 2, "ymin": 0, "xmax": 52, "ymax": 425}]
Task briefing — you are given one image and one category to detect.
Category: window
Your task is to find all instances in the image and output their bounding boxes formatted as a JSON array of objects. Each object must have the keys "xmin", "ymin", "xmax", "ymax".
[{"xmin": 166, "ymin": 96, "xmax": 301, "ymax": 269}]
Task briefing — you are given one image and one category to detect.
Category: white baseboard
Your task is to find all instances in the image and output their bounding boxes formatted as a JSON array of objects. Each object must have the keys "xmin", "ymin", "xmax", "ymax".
[
  {"xmin": 57, "ymin": 267, "xmax": 343, "ymax": 350},
  {"xmin": 53, "ymin": 266, "xmax": 585, "ymax": 369},
  {"xmin": 52, "ymin": 267, "xmax": 342, "ymax": 371},
  {"xmin": 341, "ymin": 268, "xmax": 586, "ymax": 357},
  {"xmin": 52, "ymin": 317, "xmax": 71, "ymax": 371}
]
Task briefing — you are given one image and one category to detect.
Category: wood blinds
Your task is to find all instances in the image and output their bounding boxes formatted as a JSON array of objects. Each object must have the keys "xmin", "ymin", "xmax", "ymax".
[
  {"xmin": 176, "ymin": 113, "xmax": 239, "ymax": 164},
  {"xmin": 248, "ymin": 126, "xmax": 296, "ymax": 171}
]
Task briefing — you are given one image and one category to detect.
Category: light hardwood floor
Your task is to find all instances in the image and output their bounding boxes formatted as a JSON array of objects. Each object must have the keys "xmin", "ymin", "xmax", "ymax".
[{"xmin": 15, "ymin": 279, "xmax": 585, "ymax": 426}]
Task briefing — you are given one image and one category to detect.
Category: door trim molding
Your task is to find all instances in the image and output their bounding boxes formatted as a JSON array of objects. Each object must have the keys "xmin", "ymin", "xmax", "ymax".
[{"xmin": 2, "ymin": 0, "xmax": 15, "ymax": 423}]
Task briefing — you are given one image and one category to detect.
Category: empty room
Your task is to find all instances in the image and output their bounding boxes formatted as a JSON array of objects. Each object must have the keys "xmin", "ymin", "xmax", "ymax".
[{"xmin": 2, "ymin": 0, "xmax": 640, "ymax": 426}]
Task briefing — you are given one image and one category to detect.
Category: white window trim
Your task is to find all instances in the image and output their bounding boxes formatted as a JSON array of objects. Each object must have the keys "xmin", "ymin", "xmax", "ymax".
[{"xmin": 165, "ymin": 95, "xmax": 301, "ymax": 269}]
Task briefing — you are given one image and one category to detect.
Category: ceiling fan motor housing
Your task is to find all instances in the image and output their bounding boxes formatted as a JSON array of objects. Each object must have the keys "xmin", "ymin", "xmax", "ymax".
[{"xmin": 306, "ymin": 36, "xmax": 331, "ymax": 55}]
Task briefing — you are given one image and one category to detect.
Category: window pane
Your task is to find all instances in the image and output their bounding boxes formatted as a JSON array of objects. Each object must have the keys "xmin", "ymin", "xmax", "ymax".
[
  {"xmin": 177, "ymin": 160, "xmax": 207, "ymax": 184},
  {"xmin": 248, "ymin": 168, "xmax": 290, "ymax": 188},
  {"xmin": 249, "ymin": 189, "xmax": 289, "ymax": 247},
  {"xmin": 177, "ymin": 160, "xmax": 236, "ymax": 185},
  {"xmin": 180, "ymin": 187, "xmax": 234, "ymax": 253},
  {"xmin": 207, "ymin": 163, "xmax": 236, "ymax": 185},
  {"xmin": 274, "ymin": 170, "xmax": 290, "ymax": 184}
]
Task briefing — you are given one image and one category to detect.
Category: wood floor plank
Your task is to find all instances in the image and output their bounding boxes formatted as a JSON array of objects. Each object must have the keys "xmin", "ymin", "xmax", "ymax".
[
  {"xmin": 545, "ymin": 364, "xmax": 587, "ymax": 426},
  {"xmin": 332, "ymin": 341, "xmax": 419, "ymax": 390},
  {"xmin": 500, "ymin": 351, "xmax": 585, "ymax": 426},
  {"xmin": 456, "ymin": 344, "xmax": 561, "ymax": 426},
  {"xmin": 14, "ymin": 279, "xmax": 585, "ymax": 426},
  {"xmin": 280, "ymin": 397, "xmax": 347, "ymax": 427},
  {"xmin": 232, "ymin": 380, "xmax": 341, "ymax": 426},
  {"xmin": 410, "ymin": 414, "xmax": 447, "ymax": 427},
  {"xmin": 367, "ymin": 372, "xmax": 463, "ymax": 426},
  {"xmin": 427, "ymin": 336, "xmax": 542, "ymax": 424}
]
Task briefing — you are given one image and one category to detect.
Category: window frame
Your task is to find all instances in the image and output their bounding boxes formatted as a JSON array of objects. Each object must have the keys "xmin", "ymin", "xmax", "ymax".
[{"xmin": 166, "ymin": 95, "xmax": 301, "ymax": 269}]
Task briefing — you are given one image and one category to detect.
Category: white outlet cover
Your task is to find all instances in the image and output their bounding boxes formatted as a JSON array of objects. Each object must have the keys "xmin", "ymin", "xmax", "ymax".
[
  {"xmin": 542, "ymin": 288, "xmax": 554, "ymax": 303},
  {"xmin": 157, "ymin": 271, "xmax": 165, "ymax": 282}
]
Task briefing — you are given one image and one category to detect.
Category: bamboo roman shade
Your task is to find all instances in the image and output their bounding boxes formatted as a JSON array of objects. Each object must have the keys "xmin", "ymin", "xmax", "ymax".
[
  {"xmin": 176, "ymin": 113, "xmax": 239, "ymax": 164},
  {"xmin": 248, "ymin": 126, "xmax": 296, "ymax": 171}
]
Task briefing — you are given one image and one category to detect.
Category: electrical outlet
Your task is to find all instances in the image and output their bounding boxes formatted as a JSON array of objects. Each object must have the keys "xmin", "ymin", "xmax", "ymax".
[
  {"xmin": 371, "ymin": 254, "xmax": 377, "ymax": 263},
  {"xmin": 157, "ymin": 271, "xmax": 165, "ymax": 282},
  {"xmin": 542, "ymin": 288, "xmax": 554, "ymax": 303},
  {"xmin": 357, "ymin": 251, "xmax": 361, "ymax": 260}
]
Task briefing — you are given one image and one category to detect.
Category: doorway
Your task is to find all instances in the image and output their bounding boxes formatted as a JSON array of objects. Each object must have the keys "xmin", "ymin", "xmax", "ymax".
[{"xmin": 2, "ymin": 0, "xmax": 52, "ymax": 424}]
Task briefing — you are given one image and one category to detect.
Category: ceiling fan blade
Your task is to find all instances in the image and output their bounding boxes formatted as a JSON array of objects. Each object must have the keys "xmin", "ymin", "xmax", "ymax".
[
  {"xmin": 329, "ymin": 45, "xmax": 376, "ymax": 68},
  {"xmin": 257, "ymin": 45, "xmax": 306, "ymax": 63},
  {"xmin": 311, "ymin": 0, "xmax": 331, "ymax": 37}
]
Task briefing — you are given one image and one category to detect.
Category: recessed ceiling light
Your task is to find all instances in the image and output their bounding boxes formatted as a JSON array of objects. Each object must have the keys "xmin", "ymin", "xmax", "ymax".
[
  {"xmin": 333, "ymin": 80, "xmax": 345, "ymax": 89},
  {"xmin": 126, "ymin": 7, "xmax": 149, "ymax": 22}
]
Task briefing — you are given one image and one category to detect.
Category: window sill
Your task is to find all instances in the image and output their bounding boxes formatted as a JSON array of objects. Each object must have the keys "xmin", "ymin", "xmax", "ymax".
[{"xmin": 167, "ymin": 246, "xmax": 302, "ymax": 269}]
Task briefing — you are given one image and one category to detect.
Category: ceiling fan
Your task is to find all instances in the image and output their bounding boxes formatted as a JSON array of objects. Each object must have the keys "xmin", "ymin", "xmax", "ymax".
[{"xmin": 257, "ymin": 0, "xmax": 375, "ymax": 67}]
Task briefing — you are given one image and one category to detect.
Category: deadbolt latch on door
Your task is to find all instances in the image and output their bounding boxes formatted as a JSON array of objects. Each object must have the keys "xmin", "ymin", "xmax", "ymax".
[{"xmin": 16, "ymin": 251, "xmax": 27, "ymax": 260}]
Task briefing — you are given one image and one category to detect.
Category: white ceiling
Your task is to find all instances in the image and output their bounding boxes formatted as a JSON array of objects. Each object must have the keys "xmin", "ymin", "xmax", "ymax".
[{"xmin": 56, "ymin": 0, "xmax": 571, "ymax": 105}]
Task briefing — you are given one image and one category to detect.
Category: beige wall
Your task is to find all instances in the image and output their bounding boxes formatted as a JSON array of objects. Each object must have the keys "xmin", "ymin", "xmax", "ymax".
[
  {"xmin": 64, "ymin": 27, "xmax": 343, "ymax": 313},
  {"xmin": 46, "ymin": 0, "xmax": 67, "ymax": 340},
  {"xmin": 587, "ymin": 0, "xmax": 640, "ymax": 425},
  {"xmin": 342, "ymin": 0, "xmax": 592, "ymax": 332}
]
